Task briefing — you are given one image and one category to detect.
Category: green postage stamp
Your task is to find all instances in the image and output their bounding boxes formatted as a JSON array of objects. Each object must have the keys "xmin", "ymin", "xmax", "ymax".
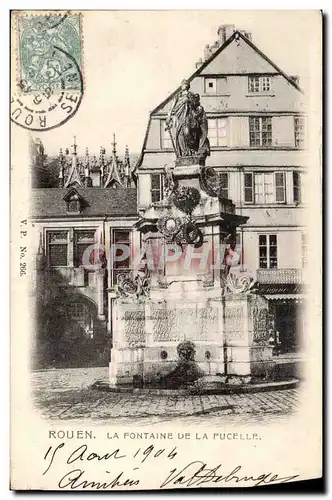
[
  {"xmin": 11, "ymin": 11, "xmax": 83, "ymax": 131},
  {"xmin": 18, "ymin": 13, "xmax": 82, "ymax": 93}
]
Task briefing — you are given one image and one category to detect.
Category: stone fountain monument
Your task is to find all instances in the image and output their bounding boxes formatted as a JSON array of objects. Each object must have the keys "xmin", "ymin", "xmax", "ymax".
[{"xmin": 109, "ymin": 80, "xmax": 273, "ymax": 389}]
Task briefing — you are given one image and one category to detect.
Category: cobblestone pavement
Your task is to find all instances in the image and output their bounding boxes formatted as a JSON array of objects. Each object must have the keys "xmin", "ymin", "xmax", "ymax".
[{"xmin": 32, "ymin": 367, "xmax": 302, "ymax": 425}]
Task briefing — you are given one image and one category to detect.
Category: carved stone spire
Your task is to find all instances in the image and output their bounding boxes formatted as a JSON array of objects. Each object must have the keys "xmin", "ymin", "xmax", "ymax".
[
  {"xmin": 124, "ymin": 145, "xmax": 131, "ymax": 188},
  {"xmin": 104, "ymin": 133, "xmax": 123, "ymax": 188},
  {"xmin": 36, "ymin": 232, "xmax": 46, "ymax": 270},
  {"xmin": 84, "ymin": 147, "xmax": 92, "ymax": 187},
  {"xmin": 112, "ymin": 133, "xmax": 117, "ymax": 156},
  {"xmin": 58, "ymin": 148, "xmax": 64, "ymax": 188},
  {"xmin": 99, "ymin": 146, "xmax": 106, "ymax": 187},
  {"xmin": 71, "ymin": 135, "xmax": 78, "ymax": 155},
  {"xmin": 65, "ymin": 136, "xmax": 83, "ymax": 188}
]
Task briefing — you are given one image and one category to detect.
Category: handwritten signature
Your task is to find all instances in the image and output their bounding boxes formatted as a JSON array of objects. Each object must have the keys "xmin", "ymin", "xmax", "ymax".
[{"xmin": 160, "ymin": 461, "xmax": 300, "ymax": 488}]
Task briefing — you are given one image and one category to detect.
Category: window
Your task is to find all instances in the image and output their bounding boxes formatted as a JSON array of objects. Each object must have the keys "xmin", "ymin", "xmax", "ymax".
[
  {"xmin": 74, "ymin": 230, "xmax": 95, "ymax": 267},
  {"xmin": 67, "ymin": 195, "xmax": 80, "ymax": 213},
  {"xmin": 244, "ymin": 172, "xmax": 286, "ymax": 204},
  {"xmin": 112, "ymin": 229, "xmax": 131, "ymax": 285},
  {"xmin": 208, "ymin": 118, "xmax": 228, "ymax": 147},
  {"xmin": 294, "ymin": 117, "xmax": 306, "ymax": 148},
  {"xmin": 204, "ymin": 77, "xmax": 217, "ymax": 94},
  {"xmin": 244, "ymin": 173, "xmax": 254, "ymax": 203},
  {"xmin": 301, "ymin": 233, "xmax": 308, "ymax": 268},
  {"xmin": 261, "ymin": 76, "xmax": 271, "ymax": 92},
  {"xmin": 68, "ymin": 301, "xmax": 93, "ymax": 335},
  {"xmin": 48, "ymin": 231, "xmax": 68, "ymax": 267},
  {"xmin": 259, "ymin": 234, "xmax": 277, "ymax": 269},
  {"xmin": 293, "ymin": 172, "xmax": 301, "ymax": 203},
  {"xmin": 69, "ymin": 302, "xmax": 89, "ymax": 320},
  {"xmin": 275, "ymin": 172, "xmax": 286, "ymax": 203},
  {"xmin": 249, "ymin": 117, "xmax": 272, "ymax": 147},
  {"xmin": 160, "ymin": 120, "xmax": 173, "ymax": 149},
  {"xmin": 248, "ymin": 76, "xmax": 271, "ymax": 93},
  {"xmin": 151, "ymin": 173, "xmax": 164, "ymax": 203},
  {"xmin": 254, "ymin": 173, "xmax": 274, "ymax": 204}
]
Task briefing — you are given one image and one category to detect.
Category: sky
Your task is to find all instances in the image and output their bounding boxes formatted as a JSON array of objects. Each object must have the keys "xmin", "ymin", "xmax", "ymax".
[{"xmin": 29, "ymin": 10, "xmax": 320, "ymax": 158}]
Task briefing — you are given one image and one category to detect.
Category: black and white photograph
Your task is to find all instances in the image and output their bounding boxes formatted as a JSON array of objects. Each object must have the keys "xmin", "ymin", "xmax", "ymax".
[{"xmin": 10, "ymin": 9, "xmax": 322, "ymax": 490}]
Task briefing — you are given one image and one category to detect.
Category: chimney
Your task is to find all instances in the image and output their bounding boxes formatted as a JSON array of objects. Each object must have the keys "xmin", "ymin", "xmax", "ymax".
[
  {"xmin": 204, "ymin": 44, "xmax": 211, "ymax": 61},
  {"xmin": 195, "ymin": 57, "xmax": 203, "ymax": 69},
  {"xmin": 217, "ymin": 24, "xmax": 235, "ymax": 44},
  {"xmin": 290, "ymin": 75, "xmax": 300, "ymax": 86},
  {"xmin": 210, "ymin": 40, "xmax": 220, "ymax": 54},
  {"xmin": 240, "ymin": 30, "xmax": 252, "ymax": 41}
]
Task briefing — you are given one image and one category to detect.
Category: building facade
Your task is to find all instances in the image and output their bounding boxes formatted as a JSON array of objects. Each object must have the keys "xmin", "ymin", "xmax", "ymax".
[
  {"xmin": 31, "ymin": 25, "xmax": 307, "ymax": 368},
  {"xmin": 30, "ymin": 136, "xmax": 139, "ymax": 368},
  {"xmin": 134, "ymin": 26, "xmax": 307, "ymax": 355}
]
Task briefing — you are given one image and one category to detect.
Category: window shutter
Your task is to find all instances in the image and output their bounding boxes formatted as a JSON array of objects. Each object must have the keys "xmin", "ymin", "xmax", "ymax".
[
  {"xmin": 293, "ymin": 172, "xmax": 301, "ymax": 203},
  {"xmin": 244, "ymin": 173, "xmax": 254, "ymax": 203},
  {"xmin": 275, "ymin": 172, "xmax": 285, "ymax": 203},
  {"xmin": 229, "ymin": 117, "xmax": 249, "ymax": 148},
  {"xmin": 272, "ymin": 116, "xmax": 294, "ymax": 147},
  {"xmin": 151, "ymin": 173, "xmax": 163, "ymax": 203}
]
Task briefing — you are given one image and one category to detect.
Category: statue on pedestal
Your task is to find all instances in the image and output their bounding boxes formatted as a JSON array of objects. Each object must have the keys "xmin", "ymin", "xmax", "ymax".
[{"xmin": 166, "ymin": 79, "xmax": 210, "ymax": 164}]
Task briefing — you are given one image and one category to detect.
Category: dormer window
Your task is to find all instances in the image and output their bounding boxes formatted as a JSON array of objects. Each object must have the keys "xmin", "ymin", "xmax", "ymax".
[{"xmin": 63, "ymin": 188, "xmax": 86, "ymax": 214}]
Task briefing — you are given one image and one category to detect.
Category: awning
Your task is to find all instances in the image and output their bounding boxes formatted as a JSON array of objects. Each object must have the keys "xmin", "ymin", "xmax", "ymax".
[
  {"xmin": 257, "ymin": 283, "xmax": 304, "ymax": 294},
  {"xmin": 264, "ymin": 293, "xmax": 306, "ymax": 301}
]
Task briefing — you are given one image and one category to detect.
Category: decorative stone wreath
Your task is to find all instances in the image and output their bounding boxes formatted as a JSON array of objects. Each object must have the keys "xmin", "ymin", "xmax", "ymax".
[
  {"xmin": 157, "ymin": 215, "xmax": 204, "ymax": 249},
  {"xmin": 200, "ymin": 166, "xmax": 228, "ymax": 198},
  {"xmin": 182, "ymin": 222, "xmax": 204, "ymax": 248},
  {"xmin": 171, "ymin": 186, "xmax": 201, "ymax": 215},
  {"xmin": 157, "ymin": 215, "xmax": 184, "ymax": 239}
]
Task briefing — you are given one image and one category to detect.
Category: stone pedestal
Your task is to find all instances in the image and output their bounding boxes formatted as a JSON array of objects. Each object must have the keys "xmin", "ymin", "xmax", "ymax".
[
  {"xmin": 109, "ymin": 161, "xmax": 271, "ymax": 388},
  {"xmin": 109, "ymin": 293, "xmax": 225, "ymax": 387},
  {"xmin": 223, "ymin": 293, "xmax": 273, "ymax": 378},
  {"xmin": 109, "ymin": 290, "xmax": 273, "ymax": 387},
  {"xmin": 173, "ymin": 165, "xmax": 201, "ymax": 190}
]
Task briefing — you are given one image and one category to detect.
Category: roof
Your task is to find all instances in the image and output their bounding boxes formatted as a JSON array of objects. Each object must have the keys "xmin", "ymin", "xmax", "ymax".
[
  {"xmin": 30, "ymin": 188, "xmax": 138, "ymax": 218},
  {"xmin": 152, "ymin": 30, "xmax": 303, "ymax": 116},
  {"xmin": 134, "ymin": 30, "xmax": 304, "ymax": 173}
]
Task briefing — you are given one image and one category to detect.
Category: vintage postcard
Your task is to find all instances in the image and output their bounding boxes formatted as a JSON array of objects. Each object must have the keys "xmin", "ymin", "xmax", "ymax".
[{"xmin": 10, "ymin": 10, "xmax": 322, "ymax": 490}]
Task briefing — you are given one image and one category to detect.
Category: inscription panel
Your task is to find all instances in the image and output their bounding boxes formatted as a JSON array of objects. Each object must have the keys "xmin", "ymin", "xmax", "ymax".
[
  {"xmin": 252, "ymin": 306, "xmax": 269, "ymax": 343},
  {"xmin": 224, "ymin": 305, "xmax": 245, "ymax": 340},
  {"xmin": 124, "ymin": 309, "xmax": 146, "ymax": 347},
  {"xmin": 151, "ymin": 306, "xmax": 218, "ymax": 342}
]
